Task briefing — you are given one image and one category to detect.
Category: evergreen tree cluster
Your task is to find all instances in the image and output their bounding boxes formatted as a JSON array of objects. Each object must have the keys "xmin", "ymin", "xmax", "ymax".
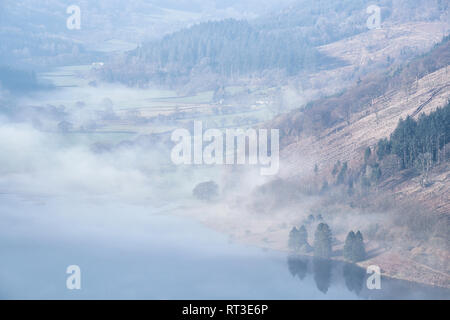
[
  {"xmin": 102, "ymin": 16, "xmax": 349, "ymax": 85},
  {"xmin": 288, "ymin": 225, "xmax": 311, "ymax": 252},
  {"xmin": 289, "ymin": 223, "xmax": 368, "ymax": 262},
  {"xmin": 343, "ymin": 230, "xmax": 366, "ymax": 262},
  {"xmin": 376, "ymin": 101, "xmax": 450, "ymax": 169},
  {"xmin": 314, "ymin": 223, "xmax": 332, "ymax": 258},
  {"xmin": 130, "ymin": 19, "xmax": 334, "ymax": 78}
]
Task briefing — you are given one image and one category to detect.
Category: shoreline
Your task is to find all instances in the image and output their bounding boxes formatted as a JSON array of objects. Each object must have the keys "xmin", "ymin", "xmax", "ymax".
[{"xmin": 175, "ymin": 204, "xmax": 450, "ymax": 290}]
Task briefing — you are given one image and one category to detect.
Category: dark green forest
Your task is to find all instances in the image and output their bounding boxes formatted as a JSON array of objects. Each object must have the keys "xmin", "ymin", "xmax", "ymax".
[
  {"xmin": 99, "ymin": 0, "xmax": 448, "ymax": 86},
  {"xmin": 102, "ymin": 19, "xmax": 342, "ymax": 85},
  {"xmin": 343, "ymin": 230, "xmax": 366, "ymax": 262},
  {"xmin": 377, "ymin": 101, "xmax": 450, "ymax": 169},
  {"xmin": 135, "ymin": 19, "xmax": 335, "ymax": 76},
  {"xmin": 99, "ymin": 0, "xmax": 385, "ymax": 85}
]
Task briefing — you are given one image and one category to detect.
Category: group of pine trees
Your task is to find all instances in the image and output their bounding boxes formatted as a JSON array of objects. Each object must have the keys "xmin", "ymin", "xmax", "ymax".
[
  {"xmin": 376, "ymin": 101, "xmax": 450, "ymax": 169},
  {"xmin": 128, "ymin": 19, "xmax": 331, "ymax": 79},
  {"xmin": 343, "ymin": 231, "xmax": 366, "ymax": 262},
  {"xmin": 288, "ymin": 225, "xmax": 312, "ymax": 252},
  {"xmin": 288, "ymin": 222, "xmax": 366, "ymax": 262},
  {"xmin": 288, "ymin": 222, "xmax": 333, "ymax": 258},
  {"xmin": 101, "ymin": 16, "xmax": 350, "ymax": 85},
  {"xmin": 313, "ymin": 223, "xmax": 333, "ymax": 258}
]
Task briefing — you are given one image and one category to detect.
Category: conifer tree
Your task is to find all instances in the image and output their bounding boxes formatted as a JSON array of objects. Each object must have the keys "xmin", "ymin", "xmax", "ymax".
[
  {"xmin": 343, "ymin": 230, "xmax": 366, "ymax": 262},
  {"xmin": 364, "ymin": 147, "xmax": 372, "ymax": 162},
  {"xmin": 298, "ymin": 225, "xmax": 308, "ymax": 246},
  {"xmin": 314, "ymin": 223, "xmax": 332, "ymax": 258},
  {"xmin": 343, "ymin": 231, "xmax": 356, "ymax": 261},
  {"xmin": 353, "ymin": 231, "xmax": 366, "ymax": 262},
  {"xmin": 288, "ymin": 225, "xmax": 311, "ymax": 252},
  {"xmin": 288, "ymin": 227, "xmax": 299, "ymax": 250}
]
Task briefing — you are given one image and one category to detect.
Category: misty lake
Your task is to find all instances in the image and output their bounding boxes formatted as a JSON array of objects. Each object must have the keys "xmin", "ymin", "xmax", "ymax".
[
  {"xmin": 1, "ymin": 65, "xmax": 448, "ymax": 300},
  {"xmin": 0, "ymin": 195, "xmax": 448, "ymax": 300},
  {"xmin": 2, "ymin": 0, "xmax": 450, "ymax": 304}
]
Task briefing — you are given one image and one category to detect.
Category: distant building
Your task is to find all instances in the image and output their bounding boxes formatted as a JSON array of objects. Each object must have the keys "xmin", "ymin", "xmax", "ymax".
[{"xmin": 91, "ymin": 62, "xmax": 104, "ymax": 70}]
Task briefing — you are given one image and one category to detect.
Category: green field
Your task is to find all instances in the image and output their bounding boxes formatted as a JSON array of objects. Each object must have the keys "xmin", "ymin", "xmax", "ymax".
[{"xmin": 27, "ymin": 65, "xmax": 276, "ymax": 145}]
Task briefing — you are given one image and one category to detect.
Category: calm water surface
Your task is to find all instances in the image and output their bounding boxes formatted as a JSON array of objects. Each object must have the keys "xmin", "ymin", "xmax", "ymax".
[{"xmin": 0, "ymin": 195, "xmax": 448, "ymax": 299}]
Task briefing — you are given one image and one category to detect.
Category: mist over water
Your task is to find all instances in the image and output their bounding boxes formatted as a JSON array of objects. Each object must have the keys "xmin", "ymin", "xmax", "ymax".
[
  {"xmin": 0, "ymin": 84, "xmax": 449, "ymax": 300},
  {"xmin": 0, "ymin": 0, "xmax": 449, "ymax": 300},
  {"xmin": 1, "ymin": 194, "xmax": 448, "ymax": 299}
]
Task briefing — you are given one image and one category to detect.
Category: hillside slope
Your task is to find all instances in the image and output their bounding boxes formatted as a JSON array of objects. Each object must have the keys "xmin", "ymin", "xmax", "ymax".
[
  {"xmin": 277, "ymin": 38, "xmax": 450, "ymax": 214},
  {"xmin": 98, "ymin": 0, "xmax": 449, "ymax": 89},
  {"xmin": 261, "ymin": 36, "xmax": 450, "ymax": 287}
]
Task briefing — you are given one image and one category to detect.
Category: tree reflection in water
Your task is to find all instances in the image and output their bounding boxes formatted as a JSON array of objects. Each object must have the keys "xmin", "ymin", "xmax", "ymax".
[
  {"xmin": 287, "ymin": 255, "xmax": 332, "ymax": 293},
  {"xmin": 286, "ymin": 254, "xmax": 450, "ymax": 299},
  {"xmin": 343, "ymin": 263, "xmax": 365, "ymax": 295},
  {"xmin": 313, "ymin": 258, "xmax": 332, "ymax": 294},
  {"xmin": 287, "ymin": 255, "xmax": 308, "ymax": 280}
]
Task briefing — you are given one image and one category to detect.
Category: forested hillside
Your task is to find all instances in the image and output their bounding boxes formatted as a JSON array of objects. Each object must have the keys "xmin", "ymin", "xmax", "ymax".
[
  {"xmin": 377, "ymin": 101, "xmax": 450, "ymax": 170},
  {"xmin": 98, "ymin": 0, "xmax": 448, "ymax": 87},
  {"xmin": 270, "ymin": 35, "xmax": 450, "ymax": 145},
  {"xmin": 271, "ymin": 32, "xmax": 449, "ymax": 218},
  {"xmin": 99, "ymin": 18, "xmax": 342, "ymax": 86}
]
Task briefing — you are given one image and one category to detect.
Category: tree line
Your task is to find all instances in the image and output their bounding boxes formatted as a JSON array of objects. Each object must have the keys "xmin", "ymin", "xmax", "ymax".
[
  {"xmin": 376, "ymin": 101, "xmax": 450, "ymax": 169},
  {"xmin": 289, "ymin": 222, "xmax": 366, "ymax": 262},
  {"xmin": 100, "ymin": 18, "xmax": 342, "ymax": 85}
]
